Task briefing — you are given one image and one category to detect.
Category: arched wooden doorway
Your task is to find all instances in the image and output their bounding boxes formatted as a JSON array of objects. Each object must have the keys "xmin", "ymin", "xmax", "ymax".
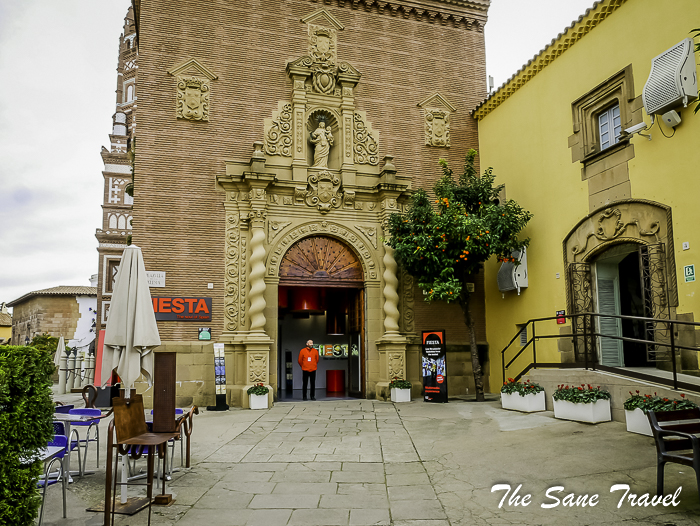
[{"xmin": 277, "ymin": 236, "xmax": 365, "ymax": 399}]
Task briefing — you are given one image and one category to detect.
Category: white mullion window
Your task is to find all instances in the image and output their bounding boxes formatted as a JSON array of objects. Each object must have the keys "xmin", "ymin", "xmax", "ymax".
[{"xmin": 598, "ymin": 104, "xmax": 621, "ymax": 150}]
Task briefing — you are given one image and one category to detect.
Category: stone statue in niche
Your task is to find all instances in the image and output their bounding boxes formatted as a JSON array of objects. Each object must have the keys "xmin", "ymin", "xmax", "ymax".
[{"xmin": 310, "ymin": 120, "xmax": 334, "ymax": 168}]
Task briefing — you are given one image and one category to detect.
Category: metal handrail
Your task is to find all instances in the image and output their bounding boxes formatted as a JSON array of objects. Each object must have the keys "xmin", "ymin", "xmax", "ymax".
[{"xmin": 501, "ymin": 312, "xmax": 700, "ymax": 392}]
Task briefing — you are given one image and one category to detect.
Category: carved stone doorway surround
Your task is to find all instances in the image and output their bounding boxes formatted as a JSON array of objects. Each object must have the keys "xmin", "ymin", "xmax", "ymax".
[{"xmin": 563, "ymin": 200, "xmax": 679, "ymax": 364}]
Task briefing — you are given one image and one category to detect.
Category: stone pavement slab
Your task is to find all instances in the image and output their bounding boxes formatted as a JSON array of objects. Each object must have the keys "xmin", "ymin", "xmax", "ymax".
[{"xmin": 40, "ymin": 397, "xmax": 700, "ymax": 525}]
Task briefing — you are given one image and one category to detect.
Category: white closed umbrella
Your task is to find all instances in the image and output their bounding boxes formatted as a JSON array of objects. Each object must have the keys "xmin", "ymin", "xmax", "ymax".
[
  {"xmin": 54, "ymin": 336, "xmax": 65, "ymax": 368},
  {"xmin": 101, "ymin": 245, "xmax": 160, "ymax": 398}
]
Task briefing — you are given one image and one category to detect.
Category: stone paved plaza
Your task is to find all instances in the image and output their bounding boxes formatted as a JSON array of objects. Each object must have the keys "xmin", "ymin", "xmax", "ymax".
[{"xmin": 43, "ymin": 397, "xmax": 700, "ymax": 525}]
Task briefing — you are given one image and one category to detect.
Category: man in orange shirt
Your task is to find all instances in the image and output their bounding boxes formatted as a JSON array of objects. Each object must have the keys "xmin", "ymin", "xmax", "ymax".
[{"xmin": 298, "ymin": 339, "xmax": 319, "ymax": 401}]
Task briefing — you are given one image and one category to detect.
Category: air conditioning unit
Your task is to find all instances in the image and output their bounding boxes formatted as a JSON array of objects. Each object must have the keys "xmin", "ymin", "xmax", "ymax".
[
  {"xmin": 497, "ymin": 247, "xmax": 528, "ymax": 295},
  {"xmin": 642, "ymin": 38, "xmax": 698, "ymax": 115}
]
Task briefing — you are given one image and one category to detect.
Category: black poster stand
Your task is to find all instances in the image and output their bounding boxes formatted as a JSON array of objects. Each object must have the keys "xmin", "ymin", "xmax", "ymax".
[{"xmin": 422, "ymin": 330, "xmax": 447, "ymax": 403}]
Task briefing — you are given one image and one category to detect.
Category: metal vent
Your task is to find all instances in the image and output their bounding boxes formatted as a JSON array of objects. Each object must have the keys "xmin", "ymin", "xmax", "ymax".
[{"xmin": 643, "ymin": 38, "xmax": 698, "ymax": 115}]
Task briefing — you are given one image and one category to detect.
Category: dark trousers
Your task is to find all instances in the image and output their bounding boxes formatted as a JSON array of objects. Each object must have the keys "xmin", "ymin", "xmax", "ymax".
[{"xmin": 302, "ymin": 370, "xmax": 316, "ymax": 400}]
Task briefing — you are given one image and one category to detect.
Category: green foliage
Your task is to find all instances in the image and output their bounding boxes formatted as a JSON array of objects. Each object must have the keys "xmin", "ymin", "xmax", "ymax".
[
  {"xmin": 30, "ymin": 333, "xmax": 69, "ymax": 363},
  {"xmin": 386, "ymin": 150, "xmax": 532, "ymax": 303},
  {"xmin": 389, "ymin": 377, "xmax": 412, "ymax": 390},
  {"xmin": 553, "ymin": 384, "xmax": 611, "ymax": 404},
  {"xmin": 0, "ymin": 345, "xmax": 55, "ymax": 525},
  {"xmin": 500, "ymin": 377, "xmax": 544, "ymax": 397},
  {"xmin": 247, "ymin": 383, "xmax": 269, "ymax": 395},
  {"xmin": 623, "ymin": 390, "xmax": 698, "ymax": 412}
]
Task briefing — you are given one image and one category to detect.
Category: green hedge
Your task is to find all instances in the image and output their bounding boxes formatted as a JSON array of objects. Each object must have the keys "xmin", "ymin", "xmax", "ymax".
[{"xmin": 0, "ymin": 345, "xmax": 55, "ymax": 525}]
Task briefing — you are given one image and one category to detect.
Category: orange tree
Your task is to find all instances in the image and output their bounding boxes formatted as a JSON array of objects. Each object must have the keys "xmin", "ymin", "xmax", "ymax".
[{"xmin": 385, "ymin": 150, "xmax": 532, "ymax": 401}]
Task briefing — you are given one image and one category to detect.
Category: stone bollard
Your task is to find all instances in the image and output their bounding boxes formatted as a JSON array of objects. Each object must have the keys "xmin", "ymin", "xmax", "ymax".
[
  {"xmin": 58, "ymin": 351, "xmax": 67, "ymax": 395},
  {"xmin": 73, "ymin": 351, "xmax": 83, "ymax": 391},
  {"xmin": 82, "ymin": 353, "xmax": 93, "ymax": 388},
  {"xmin": 66, "ymin": 350, "xmax": 76, "ymax": 393}
]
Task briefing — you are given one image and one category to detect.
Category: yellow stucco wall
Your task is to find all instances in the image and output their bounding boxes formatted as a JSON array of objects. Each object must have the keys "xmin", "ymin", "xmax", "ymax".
[
  {"xmin": 0, "ymin": 325, "xmax": 11, "ymax": 342},
  {"xmin": 477, "ymin": 0, "xmax": 700, "ymax": 391}
]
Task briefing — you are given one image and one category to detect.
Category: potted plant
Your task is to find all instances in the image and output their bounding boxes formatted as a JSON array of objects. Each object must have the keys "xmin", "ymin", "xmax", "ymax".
[
  {"xmin": 247, "ymin": 383, "xmax": 270, "ymax": 410},
  {"xmin": 624, "ymin": 391, "xmax": 697, "ymax": 436},
  {"xmin": 500, "ymin": 378, "xmax": 545, "ymax": 412},
  {"xmin": 552, "ymin": 384, "xmax": 611, "ymax": 423},
  {"xmin": 389, "ymin": 377, "xmax": 412, "ymax": 402}
]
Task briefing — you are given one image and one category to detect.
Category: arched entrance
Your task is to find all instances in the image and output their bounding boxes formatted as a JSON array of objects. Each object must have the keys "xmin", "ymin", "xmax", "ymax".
[
  {"xmin": 564, "ymin": 200, "xmax": 677, "ymax": 367},
  {"xmin": 277, "ymin": 236, "xmax": 365, "ymax": 399}
]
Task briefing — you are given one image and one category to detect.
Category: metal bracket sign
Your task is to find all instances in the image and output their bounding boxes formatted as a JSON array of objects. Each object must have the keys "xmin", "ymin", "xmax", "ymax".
[{"xmin": 422, "ymin": 330, "xmax": 447, "ymax": 403}]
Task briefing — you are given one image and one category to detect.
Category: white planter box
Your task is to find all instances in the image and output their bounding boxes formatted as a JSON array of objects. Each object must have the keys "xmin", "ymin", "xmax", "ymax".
[
  {"xmin": 625, "ymin": 408, "xmax": 683, "ymax": 436},
  {"xmin": 249, "ymin": 393, "xmax": 269, "ymax": 410},
  {"xmin": 391, "ymin": 388, "xmax": 411, "ymax": 403},
  {"xmin": 625, "ymin": 408, "xmax": 652, "ymax": 436},
  {"xmin": 553, "ymin": 398, "xmax": 611, "ymax": 423},
  {"xmin": 501, "ymin": 391, "xmax": 546, "ymax": 412}
]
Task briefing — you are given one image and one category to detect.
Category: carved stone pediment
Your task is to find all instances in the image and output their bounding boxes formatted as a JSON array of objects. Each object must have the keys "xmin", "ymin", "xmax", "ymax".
[
  {"xmin": 304, "ymin": 170, "xmax": 343, "ymax": 213},
  {"xmin": 168, "ymin": 59, "xmax": 218, "ymax": 122},
  {"xmin": 301, "ymin": 9, "xmax": 345, "ymax": 31},
  {"xmin": 418, "ymin": 92, "xmax": 456, "ymax": 148}
]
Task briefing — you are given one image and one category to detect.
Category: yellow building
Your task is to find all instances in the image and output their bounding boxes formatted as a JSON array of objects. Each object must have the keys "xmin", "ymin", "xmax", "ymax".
[
  {"xmin": 0, "ymin": 303, "xmax": 11, "ymax": 344},
  {"xmin": 474, "ymin": 0, "xmax": 700, "ymax": 392}
]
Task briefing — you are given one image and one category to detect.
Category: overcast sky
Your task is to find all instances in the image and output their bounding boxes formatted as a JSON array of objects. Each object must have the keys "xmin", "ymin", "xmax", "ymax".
[{"xmin": 0, "ymin": 0, "xmax": 594, "ymax": 310}]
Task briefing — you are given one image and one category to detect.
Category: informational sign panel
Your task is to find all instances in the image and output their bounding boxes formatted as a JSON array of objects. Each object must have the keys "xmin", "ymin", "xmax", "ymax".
[
  {"xmin": 556, "ymin": 310, "xmax": 566, "ymax": 325},
  {"xmin": 214, "ymin": 343, "xmax": 226, "ymax": 395},
  {"xmin": 146, "ymin": 271, "xmax": 166, "ymax": 287},
  {"xmin": 198, "ymin": 327, "xmax": 211, "ymax": 341},
  {"xmin": 685, "ymin": 264, "xmax": 695, "ymax": 283},
  {"xmin": 152, "ymin": 297, "xmax": 212, "ymax": 321},
  {"xmin": 422, "ymin": 330, "xmax": 447, "ymax": 403},
  {"xmin": 207, "ymin": 343, "xmax": 229, "ymax": 411}
]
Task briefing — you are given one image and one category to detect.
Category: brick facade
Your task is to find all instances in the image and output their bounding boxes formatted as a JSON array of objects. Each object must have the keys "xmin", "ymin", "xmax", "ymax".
[{"xmin": 103, "ymin": 0, "xmax": 490, "ymax": 405}]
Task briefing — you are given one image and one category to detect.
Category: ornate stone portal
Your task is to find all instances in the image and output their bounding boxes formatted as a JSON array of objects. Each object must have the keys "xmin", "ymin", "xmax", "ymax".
[{"xmin": 216, "ymin": 10, "xmax": 414, "ymax": 406}]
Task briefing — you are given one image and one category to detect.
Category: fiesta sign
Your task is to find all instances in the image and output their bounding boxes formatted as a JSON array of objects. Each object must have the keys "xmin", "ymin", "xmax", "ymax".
[{"xmin": 152, "ymin": 297, "xmax": 212, "ymax": 321}]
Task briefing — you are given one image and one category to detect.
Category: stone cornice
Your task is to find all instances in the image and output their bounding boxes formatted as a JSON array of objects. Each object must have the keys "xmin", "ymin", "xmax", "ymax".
[
  {"xmin": 472, "ymin": 0, "xmax": 627, "ymax": 120},
  {"xmin": 307, "ymin": 0, "xmax": 489, "ymax": 29}
]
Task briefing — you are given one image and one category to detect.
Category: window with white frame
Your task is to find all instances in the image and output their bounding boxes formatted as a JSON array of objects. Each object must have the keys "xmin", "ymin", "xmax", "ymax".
[
  {"xmin": 125, "ymin": 84, "xmax": 135, "ymax": 103},
  {"xmin": 598, "ymin": 104, "xmax": 621, "ymax": 150}
]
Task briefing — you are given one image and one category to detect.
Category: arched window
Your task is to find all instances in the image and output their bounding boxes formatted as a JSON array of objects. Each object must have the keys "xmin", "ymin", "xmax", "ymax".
[
  {"xmin": 125, "ymin": 85, "xmax": 134, "ymax": 102},
  {"xmin": 108, "ymin": 214, "xmax": 117, "ymax": 229},
  {"xmin": 117, "ymin": 215, "xmax": 126, "ymax": 229}
]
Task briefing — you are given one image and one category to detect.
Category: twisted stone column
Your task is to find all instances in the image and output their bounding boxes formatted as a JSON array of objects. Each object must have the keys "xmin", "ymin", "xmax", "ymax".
[
  {"xmin": 248, "ymin": 215, "xmax": 267, "ymax": 332},
  {"xmin": 382, "ymin": 245, "xmax": 401, "ymax": 336}
]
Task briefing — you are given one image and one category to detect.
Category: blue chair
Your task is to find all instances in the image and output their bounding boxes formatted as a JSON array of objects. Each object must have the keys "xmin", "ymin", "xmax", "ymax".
[
  {"xmin": 69, "ymin": 408, "xmax": 102, "ymax": 475},
  {"xmin": 52, "ymin": 421, "xmax": 82, "ymax": 477},
  {"xmin": 37, "ymin": 435, "xmax": 68, "ymax": 526}
]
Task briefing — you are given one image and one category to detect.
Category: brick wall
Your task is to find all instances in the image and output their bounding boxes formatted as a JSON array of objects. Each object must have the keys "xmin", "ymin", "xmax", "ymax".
[{"xmin": 133, "ymin": 0, "xmax": 487, "ymax": 341}]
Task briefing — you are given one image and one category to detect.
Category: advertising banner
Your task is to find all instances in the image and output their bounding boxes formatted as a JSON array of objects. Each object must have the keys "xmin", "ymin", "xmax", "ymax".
[
  {"xmin": 152, "ymin": 297, "xmax": 212, "ymax": 321},
  {"xmin": 422, "ymin": 330, "xmax": 447, "ymax": 403}
]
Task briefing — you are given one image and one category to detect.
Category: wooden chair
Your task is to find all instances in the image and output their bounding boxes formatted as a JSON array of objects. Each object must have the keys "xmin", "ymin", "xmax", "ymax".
[
  {"xmin": 647, "ymin": 408, "xmax": 700, "ymax": 495},
  {"xmin": 104, "ymin": 394, "xmax": 178, "ymax": 526}
]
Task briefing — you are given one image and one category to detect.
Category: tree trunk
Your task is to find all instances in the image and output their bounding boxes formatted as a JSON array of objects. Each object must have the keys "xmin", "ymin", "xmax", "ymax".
[{"xmin": 459, "ymin": 291, "xmax": 485, "ymax": 402}]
